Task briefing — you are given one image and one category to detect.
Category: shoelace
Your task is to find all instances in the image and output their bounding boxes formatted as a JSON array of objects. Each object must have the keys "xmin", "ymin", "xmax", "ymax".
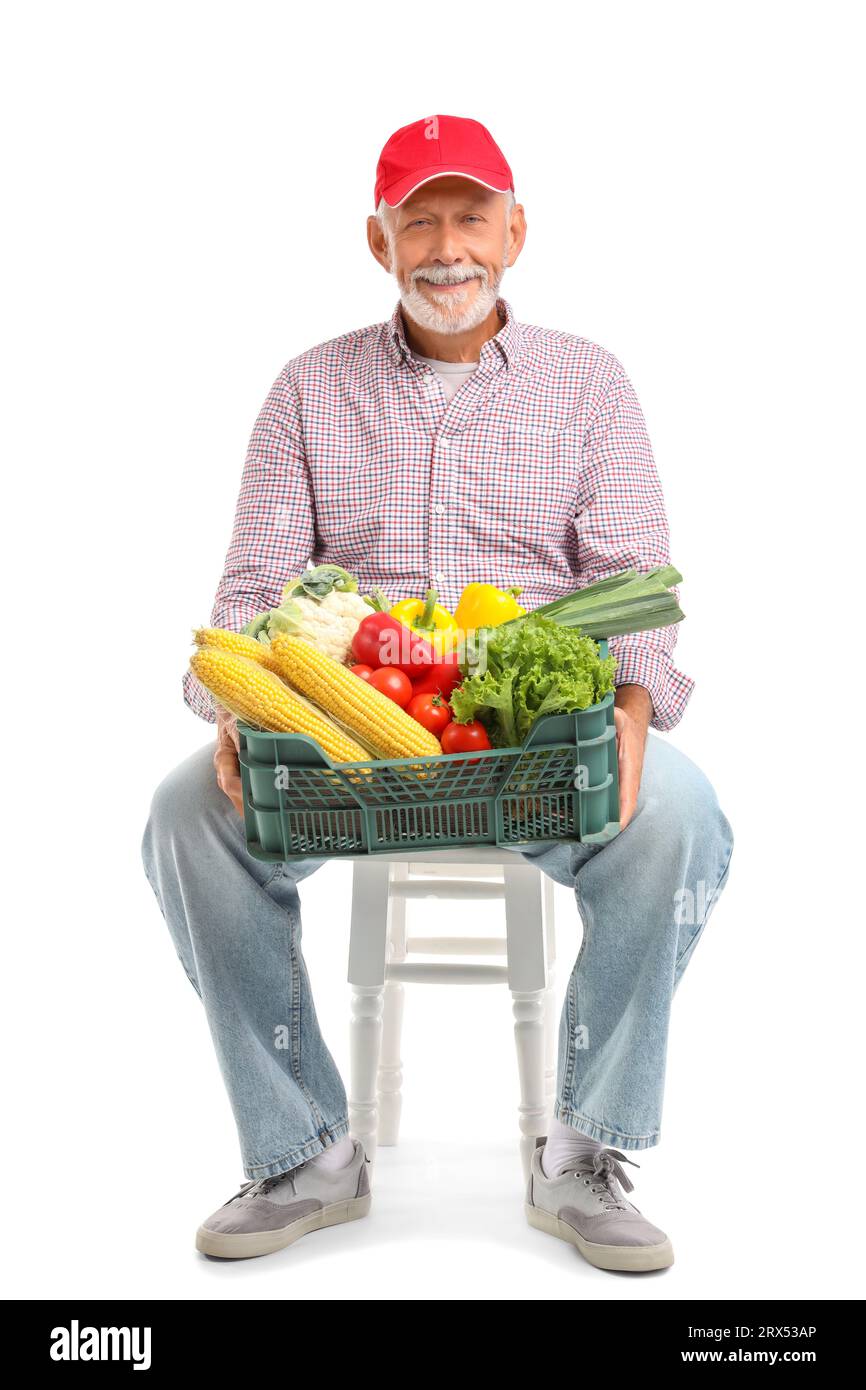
[
  {"xmin": 222, "ymin": 1143, "xmax": 366, "ymax": 1206},
  {"xmin": 564, "ymin": 1147, "xmax": 640, "ymax": 1212},
  {"xmin": 224, "ymin": 1162, "xmax": 308, "ymax": 1206}
]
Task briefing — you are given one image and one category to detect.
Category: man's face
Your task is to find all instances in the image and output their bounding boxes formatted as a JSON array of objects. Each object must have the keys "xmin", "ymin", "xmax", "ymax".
[{"xmin": 369, "ymin": 175, "xmax": 525, "ymax": 335}]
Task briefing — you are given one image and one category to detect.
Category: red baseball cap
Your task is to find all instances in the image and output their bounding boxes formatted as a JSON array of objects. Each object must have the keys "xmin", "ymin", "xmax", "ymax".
[{"xmin": 374, "ymin": 114, "xmax": 514, "ymax": 210}]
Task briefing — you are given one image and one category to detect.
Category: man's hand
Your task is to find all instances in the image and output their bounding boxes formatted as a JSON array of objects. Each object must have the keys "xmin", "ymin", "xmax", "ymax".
[
  {"xmin": 214, "ymin": 705, "xmax": 244, "ymax": 817},
  {"xmin": 613, "ymin": 684, "xmax": 653, "ymax": 830}
]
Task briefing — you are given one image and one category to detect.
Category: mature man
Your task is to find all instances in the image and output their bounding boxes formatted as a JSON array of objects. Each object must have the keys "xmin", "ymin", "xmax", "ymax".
[{"xmin": 142, "ymin": 114, "xmax": 734, "ymax": 1272}]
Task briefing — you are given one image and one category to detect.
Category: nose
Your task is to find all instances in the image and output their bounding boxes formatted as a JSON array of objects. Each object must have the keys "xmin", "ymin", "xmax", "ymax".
[{"xmin": 427, "ymin": 226, "xmax": 464, "ymax": 263}]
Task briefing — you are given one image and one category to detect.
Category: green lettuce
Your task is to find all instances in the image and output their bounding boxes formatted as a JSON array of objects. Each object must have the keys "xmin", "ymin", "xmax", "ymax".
[{"xmin": 449, "ymin": 614, "xmax": 616, "ymax": 748}]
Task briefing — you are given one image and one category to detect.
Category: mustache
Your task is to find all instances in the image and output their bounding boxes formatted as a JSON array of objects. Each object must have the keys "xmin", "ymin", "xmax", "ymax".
[{"xmin": 410, "ymin": 264, "xmax": 488, "ymax": 286}]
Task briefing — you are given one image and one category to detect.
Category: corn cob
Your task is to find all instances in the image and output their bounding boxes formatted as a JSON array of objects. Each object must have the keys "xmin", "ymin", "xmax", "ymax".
[
  {"xmin": 193, "ymin": 626, "xmax": 279, "ymax": 671},
  {"xmin": 268, "ymin": 633, "xmax": 443, "ymax": 759},
  {"xmin": 189, "ymin": 648, "xmax": 370, "ymax": 763}
]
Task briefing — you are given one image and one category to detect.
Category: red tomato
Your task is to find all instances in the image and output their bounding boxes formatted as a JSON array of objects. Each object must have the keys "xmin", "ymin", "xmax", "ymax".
[
  {"xmin": 368, "ymin": 666, "xmax": 413, "ymax": 707},
  {"xmin": 350, "ymin": 664, "xmax": 374, "ymax": 681},
  {"xmin": 406, "ymin": 692, "xmax": 452, "ymax": 737},
  {"xmin": 440, "ymin": 720, "xmax": 493, "ymax": 759},
  {"xmin": 410, "ymin": 653, "xmax": 462, "ymax": 699}
]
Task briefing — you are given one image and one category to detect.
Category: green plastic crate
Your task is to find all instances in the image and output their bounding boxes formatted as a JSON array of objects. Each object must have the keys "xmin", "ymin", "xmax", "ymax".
[{"xmin": 236, "ymin": 639, "xmax": 621, "ymax": 861}]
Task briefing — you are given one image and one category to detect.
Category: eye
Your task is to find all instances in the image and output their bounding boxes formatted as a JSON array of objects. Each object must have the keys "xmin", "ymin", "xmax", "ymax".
[{"xmin": 464, "ymin": 215, "xmax": 483, "ymax": 224}]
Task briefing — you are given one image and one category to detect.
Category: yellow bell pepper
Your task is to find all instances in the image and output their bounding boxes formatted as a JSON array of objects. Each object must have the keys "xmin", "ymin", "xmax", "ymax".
[
  {"xmin": 453, "ymin": 583, "xmax": 526, "ymax": 631},
  {"xmin": 389, "ymin": 589, "xmax": 458, "ymax": 654}
]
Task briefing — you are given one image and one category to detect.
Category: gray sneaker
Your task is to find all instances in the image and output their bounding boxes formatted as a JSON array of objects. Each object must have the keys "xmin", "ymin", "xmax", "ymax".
[
  {"xmin": 196, "ymin": 1139, "xmax": 372, "ymax": 1259},
  {"xmin": 524, "ymin": 1135, "xmax": 674, "ymax": 1272}
]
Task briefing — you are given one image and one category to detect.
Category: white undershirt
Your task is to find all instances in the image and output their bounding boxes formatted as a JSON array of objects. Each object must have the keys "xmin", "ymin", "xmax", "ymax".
[{"xmin": 410, "ymin": 350, "xmax": 479, "ymax": 402}]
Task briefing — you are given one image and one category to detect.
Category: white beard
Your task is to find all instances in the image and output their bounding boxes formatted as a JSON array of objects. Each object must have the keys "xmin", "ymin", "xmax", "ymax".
[{"xmin": 394, "ymin": 247, "xmax": 509, "ymax": 336}]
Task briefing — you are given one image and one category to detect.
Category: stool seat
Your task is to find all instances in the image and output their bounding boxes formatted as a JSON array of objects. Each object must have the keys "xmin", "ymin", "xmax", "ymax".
[
  {"xmin": 351, "ymin": 847, "xmax": 529, "ymax": 866},
  {"xmin": 345, "ymin": 848, "xmax": 557, "ymax": 1184}
]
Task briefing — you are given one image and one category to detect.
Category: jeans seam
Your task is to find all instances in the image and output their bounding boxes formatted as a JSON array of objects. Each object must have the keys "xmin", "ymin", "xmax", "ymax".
[
  {"xmin": 563, "ymin": 876, "xmax": 591, "ymax": 1099},
  {"xmin": 143, "ymin": 860, "xmax": 202, "ymax": 997},
  {"xmin": 674, "ymin": 834, "xmax": 735, "ymax": 973},
  {"xmin": 287, "ymin": 913, "xmax": 328, "ymax": 1134}
]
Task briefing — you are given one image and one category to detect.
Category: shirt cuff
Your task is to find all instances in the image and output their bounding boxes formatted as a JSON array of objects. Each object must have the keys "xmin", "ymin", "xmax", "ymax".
[
  {"xmin": 608, "ymin": 636, "xmax": 696, "ymax": 732},
  {"xmin": 183, "ymin": 599, "xmax": 272, "ymax": 724},
  {"xmin": 183, "ymin": 668, "xmax": 217, "ymax": 725}
]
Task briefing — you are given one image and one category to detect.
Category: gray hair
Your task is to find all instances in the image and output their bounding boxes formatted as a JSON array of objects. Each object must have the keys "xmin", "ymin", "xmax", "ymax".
[{"xmin": 376, "ymin": 187, "xmax": 516, "ymax": 234}]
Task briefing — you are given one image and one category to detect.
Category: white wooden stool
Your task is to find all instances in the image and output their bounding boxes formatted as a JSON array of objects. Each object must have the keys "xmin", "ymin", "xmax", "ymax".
[{"xmin": 346, "ymin": 847, "xmax": 556, "ymax": 1183}]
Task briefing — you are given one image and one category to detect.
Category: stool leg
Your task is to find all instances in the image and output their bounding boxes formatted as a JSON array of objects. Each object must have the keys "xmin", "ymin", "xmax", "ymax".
[
  {"xmin": 377, "ymin": 863, "xmax": 407, "ymax": 1145},
  {"xmin": 347, "ymin": 859, "xmax": 391, "ymax": 1165},
  {"xmin": 349, "ymin": 987, "xmax": 385, "ymax": 1166},
  {"xmin": 503, "ymin": 865, "xmax": 550, "ymax": 1185}
]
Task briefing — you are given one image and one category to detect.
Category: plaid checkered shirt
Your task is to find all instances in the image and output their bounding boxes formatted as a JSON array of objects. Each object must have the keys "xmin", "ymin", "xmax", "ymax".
[{"xmin": 184, "ymin": 296, "xmax": 694, "ymax": 731}]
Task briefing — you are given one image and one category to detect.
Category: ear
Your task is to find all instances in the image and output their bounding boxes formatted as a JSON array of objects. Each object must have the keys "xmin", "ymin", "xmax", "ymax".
[
  {"xmin": 504, "ymin": 202, "xmax": 527, "ymax": 269},
  {"xmin": 367, "ymin": 214, "xmax": 392, "ymax": 272}
]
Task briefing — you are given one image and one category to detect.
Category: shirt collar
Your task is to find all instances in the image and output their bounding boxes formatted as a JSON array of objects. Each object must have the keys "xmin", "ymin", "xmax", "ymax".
[{"xmin": 387, "ymin": 295, "xmax": 523, "ymax": 371}]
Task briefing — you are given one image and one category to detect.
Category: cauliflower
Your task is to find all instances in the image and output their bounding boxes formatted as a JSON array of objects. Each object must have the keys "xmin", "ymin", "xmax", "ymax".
[
  {"xmin": 243, "ymin": 564, "xmax": 372, "ymax": 665},
  {"xmin": 281, "ymin": 587, "xmax": 371, "ymax": 662}
]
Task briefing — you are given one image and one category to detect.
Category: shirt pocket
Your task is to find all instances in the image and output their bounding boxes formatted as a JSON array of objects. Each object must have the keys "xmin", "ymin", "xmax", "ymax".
[
  {"xmin": 476, "ymin": 427, "xmax": 579, "ymax": 540},
  {"xmin": 311, "ymin": 454, "xmax": 384, "ymax": 555}
]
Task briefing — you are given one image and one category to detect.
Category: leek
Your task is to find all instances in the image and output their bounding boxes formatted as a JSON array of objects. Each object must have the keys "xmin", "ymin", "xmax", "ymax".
[{"xmin": 498, "ymin": 566, "xmax": 685, "ymax": 640}]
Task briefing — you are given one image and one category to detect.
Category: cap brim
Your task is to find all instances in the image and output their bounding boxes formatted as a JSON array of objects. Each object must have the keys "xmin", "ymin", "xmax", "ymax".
[{"xmin": 381, "ymin": 165, "xmax": 512, "ymax": 208}]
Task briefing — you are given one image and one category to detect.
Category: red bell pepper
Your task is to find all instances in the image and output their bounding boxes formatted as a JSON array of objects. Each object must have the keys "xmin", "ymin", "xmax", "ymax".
[{"xmin": 352, "ymin": 613, "xmax": 435, "ymax": 675}]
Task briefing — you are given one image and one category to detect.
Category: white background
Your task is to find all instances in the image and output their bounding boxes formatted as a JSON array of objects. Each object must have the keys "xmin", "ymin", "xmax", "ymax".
[{"xmin": 2, "ymin": 0, "xmax": 862, "ymax": 1302}]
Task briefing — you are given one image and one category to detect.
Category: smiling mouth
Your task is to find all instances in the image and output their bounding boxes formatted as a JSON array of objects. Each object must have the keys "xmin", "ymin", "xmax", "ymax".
[{"xmin": 421, "ymin": 279, "xmax": 477, "ymax": 294}]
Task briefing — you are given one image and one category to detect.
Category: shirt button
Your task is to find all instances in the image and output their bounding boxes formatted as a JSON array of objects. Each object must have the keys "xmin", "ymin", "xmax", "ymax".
[
  {"xmin": 434, "ymin": 571, "xmax": 446, "ymax": 583},
  {"xmin": 439, "ymin": 438, "xmax": 449, "ymax": 450},
  {"xmin": 433, "ymin": 503, "xmax": 445, "ymax": 515}
]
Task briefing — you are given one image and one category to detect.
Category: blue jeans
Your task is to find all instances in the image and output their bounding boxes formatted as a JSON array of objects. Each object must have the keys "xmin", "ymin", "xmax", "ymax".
[{"xmin": 141, "ymin": 732, "xmax": 734, "ymax": 1178}]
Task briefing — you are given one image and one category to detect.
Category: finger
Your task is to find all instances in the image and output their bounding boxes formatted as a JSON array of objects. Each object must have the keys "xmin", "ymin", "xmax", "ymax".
[
  {"xmin": 215, "ymin": 705, "xmax": 240, "ymax": 749},
  {"xmin": 617, "ymin": 743, "xmax": 637, "ymax": 829},
  {"xmin": 214, "ymin": 746, "xmax": 240, "ymax": 780},
  {"xmin": 218, "ymin": 768, "xmax": 245, "ymax": 818},
  {"xmin": 617, "ymin": 762, "xmax": 636, "ymax": 825}
]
